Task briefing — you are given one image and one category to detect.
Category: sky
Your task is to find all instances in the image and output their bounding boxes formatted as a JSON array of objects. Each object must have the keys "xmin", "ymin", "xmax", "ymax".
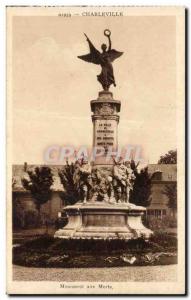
[{"xmin": 11, "ymin": 14, "xmax": 176, "ymax": 164}]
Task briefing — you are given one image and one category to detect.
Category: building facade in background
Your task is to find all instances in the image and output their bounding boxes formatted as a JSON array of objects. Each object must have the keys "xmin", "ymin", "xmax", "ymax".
[
  {"xmin": 147, "ymin": 164, "xmax": 177, "ymax": 220},
  {"xmin": 12, "ymin": 163, "xmax": 177, "ymax": 229}
]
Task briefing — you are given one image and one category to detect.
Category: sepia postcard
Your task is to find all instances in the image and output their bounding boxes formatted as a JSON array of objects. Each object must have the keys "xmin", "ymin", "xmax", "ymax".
[{"xmin": 7, "ymin": 6, "xmax": 186, "ymax": 295}]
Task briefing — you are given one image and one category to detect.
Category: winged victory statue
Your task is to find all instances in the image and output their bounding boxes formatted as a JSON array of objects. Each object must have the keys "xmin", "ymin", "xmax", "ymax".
[{"xmin": 78, "ymin": 29, "xmax": 123, "ymax": 91}]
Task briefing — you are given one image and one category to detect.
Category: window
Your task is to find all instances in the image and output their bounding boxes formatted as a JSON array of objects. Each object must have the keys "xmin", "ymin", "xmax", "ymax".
[
  {"xmin": 148, "ymin": 210, "xmax": 154, "ymax": 216},
  {"xmin": 155, "ymin": 209, "xmax": 162, "ymax": 219},
  {"xmin": 147, "ymin": 209, "xmax": 165, "ymax": 219},
  {"xmin": 152, "ymin": 171, "xmax": 162, "ymax": 181}
]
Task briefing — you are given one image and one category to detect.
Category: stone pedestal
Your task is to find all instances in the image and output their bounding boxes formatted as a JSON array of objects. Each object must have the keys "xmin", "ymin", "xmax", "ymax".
[
  {"xmin": 54, "ymin": 202, "xmax": 152, "ymax": 239},
  {"xmin": 91, "ymin": 91, "xmax": 121, "ymax": 167}
]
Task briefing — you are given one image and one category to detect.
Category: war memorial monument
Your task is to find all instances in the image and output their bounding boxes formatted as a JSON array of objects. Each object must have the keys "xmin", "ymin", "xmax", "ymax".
[{"xmin": 54, "ymin": 29, "xmax": 152, "ymax": 239}]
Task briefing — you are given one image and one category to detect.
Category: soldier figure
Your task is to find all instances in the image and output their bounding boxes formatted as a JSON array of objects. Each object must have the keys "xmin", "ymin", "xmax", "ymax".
[
  {"xmin": 124, "ymin": 161, "xmax": 136, "ymax": 203},
  {"xmin": 73, "ymin": 157, "xmax": 92, "ymax": 203},
  {"xmin": 113, "ymin": 160, "xmax": 135, "ymax": 203},
  {"xmin": 122, "ymin": 161, "xmax": 132, "ymax": 203},
  {"xmin": 113, "ymin": 160, "xmax": 127, "ymax": 202},
  {"xmin": 107, "ymin": 175, "xmax": 116, "ymax": 203}
]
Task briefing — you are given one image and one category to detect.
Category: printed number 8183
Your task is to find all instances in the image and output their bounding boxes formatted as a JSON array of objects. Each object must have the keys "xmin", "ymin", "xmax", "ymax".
[{"xmin": 58, "ymin": 13, "xmax": 71, "ymax": 17}]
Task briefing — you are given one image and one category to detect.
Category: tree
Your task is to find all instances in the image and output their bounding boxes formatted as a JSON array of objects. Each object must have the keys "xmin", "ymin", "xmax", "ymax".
[
  {"xmin": 129, "ymin": 163, "xmax": 152, "ymax": 207},
  {"xmin": 22, "ymin": 166, "xmax": 53, "ymax": 224},
  {"xmin": 162, "ymin": 183, "xmax": 177, "ymax": 217},
  {"xmin": 58, "ymin": 162, "xmax": 81, "ymax": 206},
  {"xmin": 12, "ymin": 192, "xmax": 25, "ymax": 229},
  {"xmin": 12, "ymin": 177, "xmax": 24, "ymax": 229},
  {"xmin": 158, "ymin": 150, "xmax": 177, "ymax": 164}
]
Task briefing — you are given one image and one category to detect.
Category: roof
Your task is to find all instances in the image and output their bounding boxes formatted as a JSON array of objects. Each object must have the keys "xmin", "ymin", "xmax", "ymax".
[{"xmin": 148, "ymin": 164, "xmax": 177, "ymax": 182}]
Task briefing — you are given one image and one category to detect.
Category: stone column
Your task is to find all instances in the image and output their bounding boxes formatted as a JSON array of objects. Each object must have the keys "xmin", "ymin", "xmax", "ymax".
[{"xmin": 91, "ymin": 91, "xmax": 121, "ymax": 168}]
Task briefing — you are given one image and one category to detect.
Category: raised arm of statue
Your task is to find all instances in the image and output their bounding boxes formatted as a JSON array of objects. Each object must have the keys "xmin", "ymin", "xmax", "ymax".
[
  {"xmin": 108, "ymin": 36, "xmax": 111, "ymax": 51},
  {"xmin": 104, "ymin": 29, "xmax": 112, "ymax": 50}
]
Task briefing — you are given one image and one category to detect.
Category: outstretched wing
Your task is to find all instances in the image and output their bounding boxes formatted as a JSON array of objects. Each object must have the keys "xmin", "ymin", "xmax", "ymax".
[
  {"xmin": 78, "ymin": 34, "xmax": 101, "ymax": 65},
  {"xmin": 108, "ymin": 49, "xmax": 123, "ymax": 62}
]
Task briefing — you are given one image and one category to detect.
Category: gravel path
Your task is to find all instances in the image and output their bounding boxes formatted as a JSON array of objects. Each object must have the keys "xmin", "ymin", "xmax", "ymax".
[{"xmin": 13, "ymin": 264, "xmax": 177, "ymax": 282}]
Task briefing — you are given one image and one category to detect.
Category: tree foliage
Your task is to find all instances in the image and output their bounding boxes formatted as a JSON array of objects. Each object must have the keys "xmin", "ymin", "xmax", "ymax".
[
  {"xmin": 129, "ymin": 163, "xmax": 152, "ymax": 207},
  {"xmin": 22, "ymin": 166, "xmax": 53, "ymax": 212},
  {"xmin": 58, "ymin": 162, "xmax": 80, "ymax": 206},
  {"xmin": 162, "ymin": 183, "xmax": 177, "ymax": 211},
  {"xmin": 158, "ymin": 150, "xmax": 177, "ymax": 164},
  {"xmin": 12, "ymin": 194, "xmax": 25, "ymax": 229}
]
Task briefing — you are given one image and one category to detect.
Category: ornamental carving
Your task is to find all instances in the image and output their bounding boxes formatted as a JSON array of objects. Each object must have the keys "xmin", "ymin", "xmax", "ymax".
[{"xmin": 95, "ymin": 103, "xmax": 114, "ymax": 115}]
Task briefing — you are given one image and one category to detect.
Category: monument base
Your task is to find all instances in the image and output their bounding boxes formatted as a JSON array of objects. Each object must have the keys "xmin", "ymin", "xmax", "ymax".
[{"xmin": 54, "ymin": 202, "xmax": 153, "ymax": 240}]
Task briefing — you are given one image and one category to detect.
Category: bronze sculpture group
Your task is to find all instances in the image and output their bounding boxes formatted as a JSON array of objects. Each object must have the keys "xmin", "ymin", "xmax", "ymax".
[{"xmin": 72, "ymin": 157, "xmax": 136, "ymax": 204}]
